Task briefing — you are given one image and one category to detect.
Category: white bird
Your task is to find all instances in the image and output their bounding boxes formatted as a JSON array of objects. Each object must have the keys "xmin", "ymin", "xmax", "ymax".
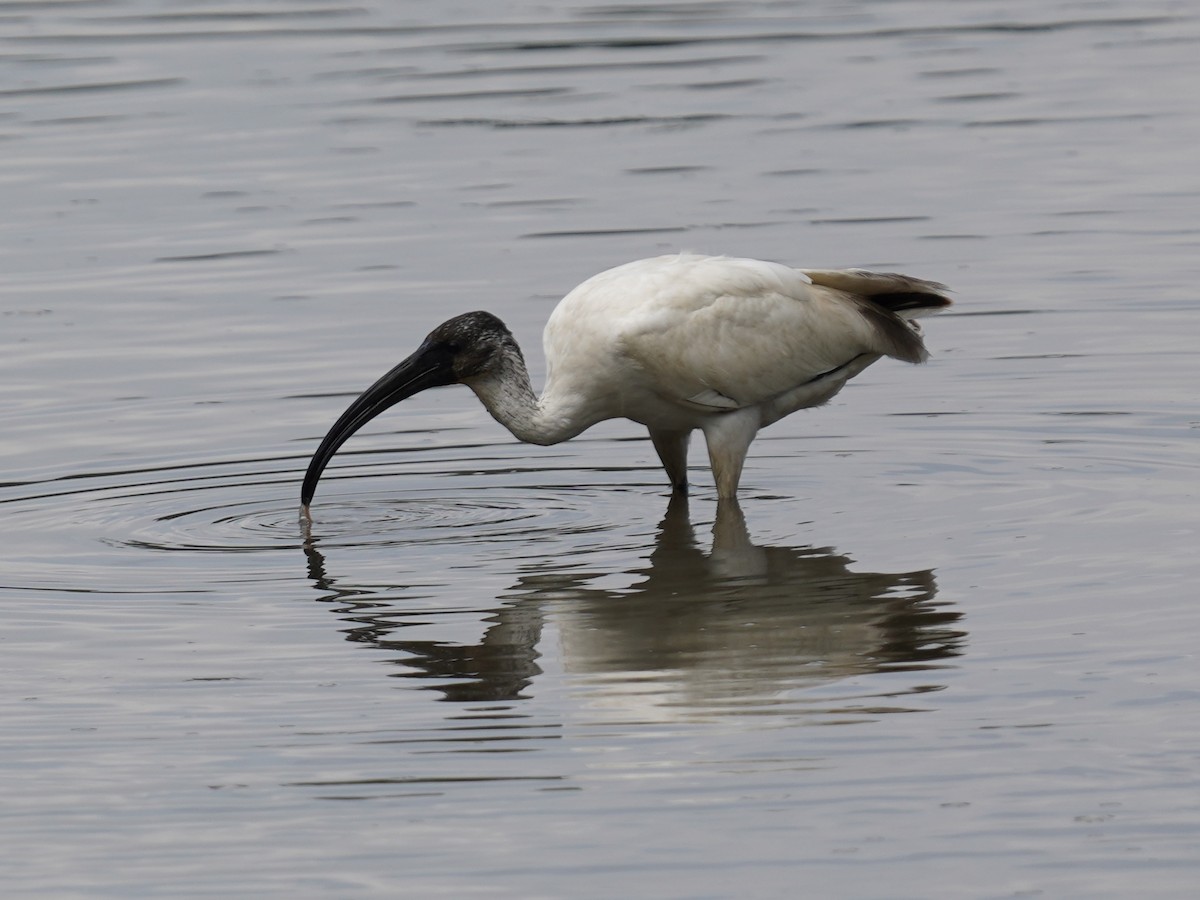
[{"xmin": 300, "ymin": 253, "xmax": 950, "ymax": 511}]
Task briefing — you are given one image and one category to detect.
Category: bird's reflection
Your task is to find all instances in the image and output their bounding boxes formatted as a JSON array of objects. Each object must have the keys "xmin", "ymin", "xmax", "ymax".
[{"xmin": 302, "ymin": 496, "xmax": 964, "ymax": 713}]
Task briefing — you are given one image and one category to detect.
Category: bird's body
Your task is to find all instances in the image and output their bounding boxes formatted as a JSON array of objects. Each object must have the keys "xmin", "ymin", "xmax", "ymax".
[{"xmin": 301, "ymin": 253, "xmax": 950, "ymax": 510}]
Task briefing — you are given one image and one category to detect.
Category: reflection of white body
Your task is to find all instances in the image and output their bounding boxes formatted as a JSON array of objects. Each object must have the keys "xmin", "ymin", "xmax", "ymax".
[{"xmin": 549, "ymin": 501, "xmax": 945, "ymax": 721}]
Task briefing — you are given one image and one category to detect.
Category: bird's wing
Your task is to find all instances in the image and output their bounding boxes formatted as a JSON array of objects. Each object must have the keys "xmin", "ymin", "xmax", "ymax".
[
  {"xmin": 684, "ymin": 388, "xmax": 742, "ymax": 410},
  {"xmin": 617, "ymin": 257, "xmax": 906, "ymax": 410}
]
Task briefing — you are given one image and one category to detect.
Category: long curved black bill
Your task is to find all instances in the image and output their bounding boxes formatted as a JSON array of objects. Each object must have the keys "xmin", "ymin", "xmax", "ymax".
[{"xmin": 301, "ymin": 341, "xmax": 456, "ymax": 510}]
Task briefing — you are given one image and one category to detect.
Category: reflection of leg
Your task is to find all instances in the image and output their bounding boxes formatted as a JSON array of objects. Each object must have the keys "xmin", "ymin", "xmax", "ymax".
[
  {"xmin": 648, "ymin": 427, "xmax": 691, "ymax": 494},
  {"xmin": 651, "ymin": 491, "xmax": 699, "ymax": 562},
  {"xmin": 710, "ymin": 497, "xmax": 768, "ymax": 579},
  {"xmin": 711, "ymin": 497, "xmax": 748, "ymax": 552}
]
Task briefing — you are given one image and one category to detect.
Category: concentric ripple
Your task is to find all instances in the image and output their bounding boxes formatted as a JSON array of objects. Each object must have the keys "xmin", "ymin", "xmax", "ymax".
[{"xmin": 0, "ymin": 450, "xmax": 631, "ymax": 594}]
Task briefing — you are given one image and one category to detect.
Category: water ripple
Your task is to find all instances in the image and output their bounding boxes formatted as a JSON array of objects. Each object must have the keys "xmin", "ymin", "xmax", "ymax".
[{"xmin": 0, "ymin": 448, "xmax": 631, "ymax": 592}]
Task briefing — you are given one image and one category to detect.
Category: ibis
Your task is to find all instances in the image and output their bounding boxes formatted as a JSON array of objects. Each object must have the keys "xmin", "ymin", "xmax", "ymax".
[{"xmin": 300, "ymin": 253, "xmax": 950, "ymax": 511}]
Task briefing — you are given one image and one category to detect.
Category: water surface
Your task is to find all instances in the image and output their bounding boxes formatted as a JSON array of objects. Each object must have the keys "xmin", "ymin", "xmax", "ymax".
[{"xmin": 3, "ymin": 1, "xmax": 1199, "ymax": 896}]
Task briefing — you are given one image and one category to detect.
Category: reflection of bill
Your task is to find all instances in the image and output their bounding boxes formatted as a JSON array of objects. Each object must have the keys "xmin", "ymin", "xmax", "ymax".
[{"xmin": 303, "ymin": 497, "xmax": 964, "ymax": 713}]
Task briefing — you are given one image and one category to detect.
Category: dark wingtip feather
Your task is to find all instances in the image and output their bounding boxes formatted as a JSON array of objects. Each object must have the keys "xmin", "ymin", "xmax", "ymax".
[
  {"xmin": 849, "ymin": 297, "xmax": 930, "ymax": 364},
  {"xmin": 869, "ymin": 290, "xmax": 953, "ymax": 314}
]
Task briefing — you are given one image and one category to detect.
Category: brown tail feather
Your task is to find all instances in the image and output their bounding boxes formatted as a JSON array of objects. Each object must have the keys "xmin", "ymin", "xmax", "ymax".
[
  {"xmin": 802, "ymin": 268, "xmax": 951, "ymax": 304},
  {"xmin": 847, "ymin": 297, "xmax": 929, "ymax": 364},
  {"xmin": 868, "ymin": 290, "xmax": 953, "ymax": 316}
]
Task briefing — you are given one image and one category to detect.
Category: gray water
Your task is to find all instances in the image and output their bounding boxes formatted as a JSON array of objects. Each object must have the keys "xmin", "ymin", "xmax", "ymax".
[{"xmin": 3, "ymin": 1, "xmax": 1199, "ymax": 897}]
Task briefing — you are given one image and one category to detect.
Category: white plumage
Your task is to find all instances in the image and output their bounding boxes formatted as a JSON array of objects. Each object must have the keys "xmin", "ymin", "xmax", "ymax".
[{"xmin": 301, "ymin": 253, "xmax": 950, "ymax": 510}]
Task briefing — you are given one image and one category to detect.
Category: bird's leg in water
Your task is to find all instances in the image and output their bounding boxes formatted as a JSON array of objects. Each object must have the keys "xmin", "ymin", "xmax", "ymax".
[
  {"xmin": 648, "ymin": 427, "xmax": 691, "ymax": 494},
  {"xmin": 702, "ymin": 410, "xmax": 761, "ymax": 499}
]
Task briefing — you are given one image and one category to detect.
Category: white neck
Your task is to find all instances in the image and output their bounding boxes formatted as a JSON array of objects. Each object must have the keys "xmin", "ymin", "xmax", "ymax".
[{"xmin": 465, "ymin": 353, "xmax": 591, "ymax": 447}]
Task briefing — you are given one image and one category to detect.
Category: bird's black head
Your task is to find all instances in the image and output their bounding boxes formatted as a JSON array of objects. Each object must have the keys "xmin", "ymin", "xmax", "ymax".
[
  {"xmin": 425, "ymin": 310, "xmax": 520, "ymax": 382},
  {"xmin": 300, "ymin": 310, "xmax": 517, "ymax": 510}
]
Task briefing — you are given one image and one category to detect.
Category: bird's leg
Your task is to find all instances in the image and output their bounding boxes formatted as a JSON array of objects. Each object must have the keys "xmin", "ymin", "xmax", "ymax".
[
  {"xmin": 648, "ymin": 428, "xmax": 691, "ymax": 494},
  {"xmin": 702, "ymin": 411, "xmax": 761, "ymax": 499}
]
